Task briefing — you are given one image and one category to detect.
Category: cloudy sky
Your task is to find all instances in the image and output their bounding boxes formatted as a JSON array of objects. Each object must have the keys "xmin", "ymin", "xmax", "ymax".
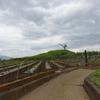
[{"xmin": 0, "ymin": 0, "xmax": 100, "ymax": 58}]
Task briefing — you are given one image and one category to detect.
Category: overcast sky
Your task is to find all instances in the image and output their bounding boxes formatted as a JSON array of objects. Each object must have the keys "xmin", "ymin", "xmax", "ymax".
[{"xmin": 0, "ymin": 0, "xmax": 100, "ymax": 58}]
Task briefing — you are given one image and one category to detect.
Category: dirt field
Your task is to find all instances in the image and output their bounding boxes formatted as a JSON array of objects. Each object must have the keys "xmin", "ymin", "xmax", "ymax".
[
  {"xmin": 0, "ymin": 61, "xmax": 76, "ymax": 85},
  {"xmin": 19, "ymin": 69, "xmax": 95, "ymax": 100}
]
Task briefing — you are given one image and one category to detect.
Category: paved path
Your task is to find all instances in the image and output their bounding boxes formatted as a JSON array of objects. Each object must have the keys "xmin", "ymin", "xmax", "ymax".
[{"xmin": 19, "ymin": 69, "xmax": 95, "ymax": 100}]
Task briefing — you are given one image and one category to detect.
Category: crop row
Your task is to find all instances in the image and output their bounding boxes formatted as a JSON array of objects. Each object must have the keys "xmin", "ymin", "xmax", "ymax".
[{"xmin": 0, "ymin": 61, "xmax": 72, "ymax": 85}]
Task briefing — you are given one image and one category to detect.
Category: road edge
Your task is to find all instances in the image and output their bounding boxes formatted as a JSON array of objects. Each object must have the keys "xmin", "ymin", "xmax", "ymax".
[{"xmin": 84, "ymin": 75, "xmax": 100, "ymax": 100}]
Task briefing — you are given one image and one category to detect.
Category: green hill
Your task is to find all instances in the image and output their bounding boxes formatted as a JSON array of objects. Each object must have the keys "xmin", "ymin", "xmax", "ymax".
[{"xmin": 12, "ymin": 49, "xmax": 75, "ymax": 60}]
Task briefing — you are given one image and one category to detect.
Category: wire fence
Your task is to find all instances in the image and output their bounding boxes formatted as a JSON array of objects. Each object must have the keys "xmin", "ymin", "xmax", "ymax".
[
  {"xmin": 0, "ymin": 50, "xmax": 100, "ymax": 85},
  {"xmin": 54, "ymin": 50, "xmax": 100, "ymax": 67}
]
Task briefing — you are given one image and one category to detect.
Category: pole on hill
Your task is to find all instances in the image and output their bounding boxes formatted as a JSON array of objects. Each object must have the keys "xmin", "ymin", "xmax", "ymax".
[{"xmin": 85, "ymin": 50, "xmax": 88, "ymax": 66}]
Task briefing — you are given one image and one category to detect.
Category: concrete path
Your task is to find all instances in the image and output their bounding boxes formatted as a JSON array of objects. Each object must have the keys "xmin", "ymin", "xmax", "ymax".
[{"xmin": 19, "ymin": 69, "xmax": 95, "ymax": 100}]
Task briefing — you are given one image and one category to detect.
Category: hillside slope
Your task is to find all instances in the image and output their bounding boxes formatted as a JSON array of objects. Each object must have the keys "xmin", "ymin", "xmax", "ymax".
[{"xmin": 12, "ymin": 50, "xmax": 75, "ymax": 60}]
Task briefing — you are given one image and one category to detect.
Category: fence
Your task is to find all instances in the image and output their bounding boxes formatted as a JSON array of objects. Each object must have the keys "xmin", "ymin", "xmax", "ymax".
[
  {"xmin": 54, "ymin": 50, "xmax": 100, "ymax": 67},
  {"xmin": 0, "ymin": 50, "xmax": 100, "ymax": 85}
]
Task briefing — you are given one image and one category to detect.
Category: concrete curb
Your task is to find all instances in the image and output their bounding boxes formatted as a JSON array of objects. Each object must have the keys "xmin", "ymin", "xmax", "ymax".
[
  {"xmin": 0, "ymin": 67, "xmax": 77, "ymax": 100},
  {"xmin": 0, "ymin": 73, "xmax": 59, "ymax": 100},
  {"xmin": 61, "ymin": 67, "xmax": 78, "ymax": 73},
  {"xmin": 84, "ymin": 76, "xmax": 100, "ymax": 100},
  {"xmin": 0, "ymin": 70, "xmax": 55, "ymax": 93}
]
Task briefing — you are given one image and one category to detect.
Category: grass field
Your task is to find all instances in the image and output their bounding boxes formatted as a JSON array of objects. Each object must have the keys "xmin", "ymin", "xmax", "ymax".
[
  {"xmin": 89, "ymin": 70, "xmax": 100, "ymax": 87},
  {"xmin": 0, "ymin": 60, "xmax": 34, "ymax": 67},
  {"xmin": 11, "ymin": 50, "xmax": 75, "ymax": 60}
]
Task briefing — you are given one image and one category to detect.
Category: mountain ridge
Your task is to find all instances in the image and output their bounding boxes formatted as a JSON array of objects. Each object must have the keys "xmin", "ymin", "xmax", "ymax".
[{"xmin": 0, "ymin": 55, "xmax": 11, "ymax": 60}]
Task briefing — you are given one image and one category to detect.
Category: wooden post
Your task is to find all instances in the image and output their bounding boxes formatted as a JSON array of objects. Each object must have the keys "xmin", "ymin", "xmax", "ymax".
[{"xmin": 85, "ymin": 50, "xmax": 88, "ymax": 64}]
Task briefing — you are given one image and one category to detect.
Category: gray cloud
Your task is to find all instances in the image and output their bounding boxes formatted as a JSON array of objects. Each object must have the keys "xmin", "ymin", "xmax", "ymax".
[{"xmin": 0, "ymin": 0, "xmax": 100, "ymax": 57}]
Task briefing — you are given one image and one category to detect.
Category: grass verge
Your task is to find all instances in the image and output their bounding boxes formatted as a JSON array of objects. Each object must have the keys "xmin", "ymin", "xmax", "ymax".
[{"xmin": 89, "ymin": 69, "xmax": 100, "ymax": 87}]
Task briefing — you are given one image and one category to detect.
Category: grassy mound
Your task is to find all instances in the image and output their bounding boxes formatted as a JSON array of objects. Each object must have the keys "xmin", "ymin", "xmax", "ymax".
[{"xmin": 12, "ymin": 50, "xmax": 75, "ymax": 60}]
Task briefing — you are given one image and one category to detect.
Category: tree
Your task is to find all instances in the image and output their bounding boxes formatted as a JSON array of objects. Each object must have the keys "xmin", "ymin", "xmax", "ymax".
[{"xmin": 59, "ymin": 43, "xmax": 68, "ymax": 50}]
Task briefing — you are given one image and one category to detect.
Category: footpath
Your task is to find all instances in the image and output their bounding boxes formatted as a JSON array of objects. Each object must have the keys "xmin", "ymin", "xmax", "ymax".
[{"xmin": 19, "ymin": 69, "xmax": 95, "ymax": 100}]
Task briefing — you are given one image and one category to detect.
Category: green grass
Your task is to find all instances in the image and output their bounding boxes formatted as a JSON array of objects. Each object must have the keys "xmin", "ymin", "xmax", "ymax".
[
  {"xmin": 2, "ymin": 50, "xmax": 100, "ymax": 64},
  {"xmin": 11, "ymin": 50, "xmax": 75, "ymax": 60},
  {"xmin": 78, "ymin": 50, "xmax": 100, "ymax": 55},
  {"xmin": 89, "ymin": 69, "xmax": 100, "ymax": 87},
  {"xmin": 88, "ymin": 59, "xmax": 100, "ymax": 63},
  {"xmin": 0, "ymin": 60, "xmax": 34, "ymax": 67},
  {"xmin": 0, "ymin": 61, "xmax": 13, "ymax": 67}
]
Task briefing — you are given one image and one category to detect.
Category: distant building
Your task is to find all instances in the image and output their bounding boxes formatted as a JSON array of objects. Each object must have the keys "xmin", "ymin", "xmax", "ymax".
[{"xmin": 0, "ymin": 58, "xmax": 2, "ymax": 61}]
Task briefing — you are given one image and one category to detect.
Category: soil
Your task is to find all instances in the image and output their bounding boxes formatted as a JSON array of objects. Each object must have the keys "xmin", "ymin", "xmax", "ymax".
[
  {"xmin": 48, "ymin": 61, "xmax": 60, "ymax": 70},
  {"xmin": 0, "ymin": 62, "xmax": 39, "ymax": 84},
  {"xmin": 0, "ymin": 61, "xmax": 64, "ymax": 85},
  {"xmin": 78, "ymin": 65, "xmax": 100, "ymax": 70},
  {"xmin": 0, "ymin": 60, "xmax": 98, "ymax": 85}
]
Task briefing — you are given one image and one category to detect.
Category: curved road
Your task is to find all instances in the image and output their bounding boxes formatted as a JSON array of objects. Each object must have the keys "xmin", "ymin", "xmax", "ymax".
[{"xmin": 19, "ymin": 69, "xmax": 95, "ymax": 100}]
